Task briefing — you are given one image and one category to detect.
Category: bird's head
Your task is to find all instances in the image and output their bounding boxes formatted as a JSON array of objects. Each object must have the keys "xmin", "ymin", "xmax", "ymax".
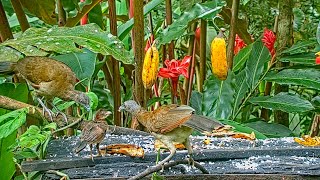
[
  {"xmin": 95, "ymin": 109, "xmax": 112, "ymax": 121},
  {"xmin": 75, "ymin": 92, "xmax": 91, "ymax": 111},
  {"xmin": 118, "ymin": 100, "xmax": 141, "ymax": 114}
]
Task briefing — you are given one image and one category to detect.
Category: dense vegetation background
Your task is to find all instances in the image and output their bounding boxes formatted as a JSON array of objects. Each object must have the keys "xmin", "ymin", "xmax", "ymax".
[{"xmin": 0, "ymin": 0, "xmax": 320, "ymax": 179}]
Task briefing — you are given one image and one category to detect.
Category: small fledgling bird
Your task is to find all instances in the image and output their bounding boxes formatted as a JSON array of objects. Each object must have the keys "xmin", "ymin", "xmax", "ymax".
[
  {"xmin": 74, "ymin": 109, "xmax": 112, "ymax": 160},
  {"xmin": 119, "ymin": 100, "xmax": 224, "ymax": 165},
  {"xmin": 0, "ymin": 56, "xmax": 91, "ymax": 121}
]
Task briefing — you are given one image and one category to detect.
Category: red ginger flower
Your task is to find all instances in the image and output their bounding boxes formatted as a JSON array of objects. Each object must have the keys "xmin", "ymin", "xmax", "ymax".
[
  {"xmin": 234, "ymin": 34, "xmax": 247, "ymax": 55},
  {"xmin": 316, "ymin": 52, "xmax": 320, "ymax": 65},
  {"xmin": 158, "ymin": 56, "xmax": 191, "ymax": 95},
  {"xmin": 262, "ymin": 28, "xmax": 276, "ymax": 56}
]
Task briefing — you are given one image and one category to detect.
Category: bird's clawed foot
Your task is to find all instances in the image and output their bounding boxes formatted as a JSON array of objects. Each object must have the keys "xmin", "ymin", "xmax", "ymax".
[{"xmin": 186, "ymin": 154, "xmax": 195, "ymax": 167}]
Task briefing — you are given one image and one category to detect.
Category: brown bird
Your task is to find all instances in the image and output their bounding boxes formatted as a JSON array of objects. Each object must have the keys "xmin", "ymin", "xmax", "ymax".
[
  {"xmin": 0, "ymin": 56, "xmax": 90, "ymax": 120},
  {"xmin": 119, "ymin": 100, "xmax": 224, "ymax": 165},
  {"xmin": 75, "ymin": 109, "xmax": 112, "ymax": 160}
]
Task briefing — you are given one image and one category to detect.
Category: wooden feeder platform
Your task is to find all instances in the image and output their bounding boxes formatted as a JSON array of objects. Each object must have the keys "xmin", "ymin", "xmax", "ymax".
[{"xmin": 21, "ymin": 127, "xmax": 320, "ymax": 179}]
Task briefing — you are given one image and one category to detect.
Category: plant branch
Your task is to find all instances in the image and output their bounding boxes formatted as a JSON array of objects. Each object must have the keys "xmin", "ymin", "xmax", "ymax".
[
  {"xmin": 57, "ymin": 0, "xmax": 66, "ymax": 26},
  {"xmin": 199, "ymin": 19, "xmax": 207, "ymax": 92},
  {"xmin": 0, "ymin": 95, "xmax": 78, "ymax": 127},
  {"xmin": 0, "ymin": 0, "xmax": 13, "ymax": 41},
  {"xmin": 187, "ymin": 40, "xmax": 197, "ymax": 105},
  {"xmin": 10, "ymin": 0, "xmax": 30, "ymax": 31},
  {"xmin": 128, "ymin": 159, "xmax": 209, "ymax": 180},
  {"xmin": 226, "ymin": 0, "xmax": 239, "ymax": 69}
]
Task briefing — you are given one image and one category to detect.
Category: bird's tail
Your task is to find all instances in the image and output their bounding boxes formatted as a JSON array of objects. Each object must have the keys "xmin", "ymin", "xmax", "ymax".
[
  {"xmin": 185, "ymin": 114, "xmax": 224, "ymax": 132},
  {"xmin": 0, "ymin": 61, "xmax": 16, "ymax": 74},
  {"xmin": 74, "ymin": 141, "xmax": 87, "ymax": 154}
]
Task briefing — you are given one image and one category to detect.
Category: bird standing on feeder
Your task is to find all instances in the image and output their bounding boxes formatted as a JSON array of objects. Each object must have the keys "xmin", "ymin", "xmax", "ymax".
[
  {"xmin": 75, "ymin": 109, "xmax": 112, "ymax": 160},
  {"xmin": 119, "ymin": 100, "xmax": 224, "ymax": 165}
]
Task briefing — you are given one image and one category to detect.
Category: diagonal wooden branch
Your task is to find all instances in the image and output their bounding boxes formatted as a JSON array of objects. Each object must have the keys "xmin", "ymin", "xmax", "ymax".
[
  {"xmin": 128, "ymin": 159, "xmax": 209, "ymax": 180},
  {"xmin": 0, "ymin": 95, "xmax": 77, "ymax": 127}
]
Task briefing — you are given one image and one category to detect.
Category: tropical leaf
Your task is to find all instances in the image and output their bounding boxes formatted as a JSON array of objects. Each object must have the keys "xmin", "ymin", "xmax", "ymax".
[
  {"xmin": 19, "ymin": 0, "xmax": 56, "ymax": 24},
  {"xmin": 245, "ymin": 41, "xmax": 271, "ymax": 90},
  {"xmin": 280, "ymin": 53, "xmax": 316, "ymax": 65},
  {"xmin": 53, "ymin": 48, "xmax": 97, "ymax": 81},
  {"xmin": 0, "ymin": 108, "xmax": 28, "ymax": 139},
  {"xmin": 264, "ymin": 69, "xmax": 320, "ymax": 90},
  {"xmin": 233, "ymin": 43, "xmax": 253, "ymax": 72},
  {"xmin": 281, "ymin": 39, "xmax": 317, "ymax": 55},
  {"xmin": 0, "ymin": 24, "xmax": 133, "ymax": 64},
  {"xmin": 190, "ymin": 72, "xmax": 235, "ymax": 119},
  {"xmin": 118, "ymin": 0, "xmax": 165, "ymax": 40},
  {"xmin": 156, "ymin": 1, "xmax": 225, "ymax": 45},
  {"xmin": 232, "ymin": 71, "xmax": 249, "ymax": 119},
  {"xmin": 218, "ymin": 119, "xmax": 267, "ymax": 139},
  {"xmin": 248, "ymin": 92, "xmax": 314, "ymax": 113},
  {"xmin": 245, "ymin": 120, "xmax": 293, "ymax": 138}
]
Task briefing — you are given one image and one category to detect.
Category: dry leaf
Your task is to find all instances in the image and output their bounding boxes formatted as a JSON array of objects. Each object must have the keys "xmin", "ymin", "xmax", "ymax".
[
  {"xmin": 154, "ymin": 139, "xmax": 185, "ymax": 151},
  {"xmin": 231, "ymin": 132, "xmax": 256, "ymax": 140},
  {"xmin": 101, "ymin": 144, "xmax": 144, "ymax": 157},
  {"xmin": 294, "ymin": 135, "xmax": 320, "ymax": 146}
]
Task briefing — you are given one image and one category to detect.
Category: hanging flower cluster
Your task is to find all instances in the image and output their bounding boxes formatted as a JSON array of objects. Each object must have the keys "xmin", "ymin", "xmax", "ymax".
[
  {"xmin": 158, "ymin": 56, "xmax": 191, "ymax": 95},
  {"xmin": 262, "ymin": 28, "xmax": 276, "ymax": 56},
  {"xmin": 234, "ymin": 34, "xmax": 247, "ymax": 55}
]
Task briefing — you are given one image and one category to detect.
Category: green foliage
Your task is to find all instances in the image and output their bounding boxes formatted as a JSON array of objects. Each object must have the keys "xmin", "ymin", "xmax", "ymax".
[
  {"xmin": 219, "ymin": 119, "xmax": 267, "ymax": 139},
  {"xmin": 249, "ymin": 92, "xmax": 314, "ymax": 113},
  {"xmin": 9, "ymin": 123, "xmax": 56, "ymax": 160},
  {"xmin": 265, "ymin": 69, "xmax": 320, "ymax": 90},
  {"xmin": 19, "ymin": 0, "xmax": 56, "ymax": 24},
  {"xmin": 245, "ymin": 120, "xmax": 293, "ymax": 138},
  {"xmin": 117, "ymin": 0, "xmax": 165, "ymax": 40},
  {"xmin": 245, "ymin": 41, "xmax": 271, "ymax": 90},
  {"xmin": 157, "ymin": 1, "xmax": 225, "ymax": 45},
  {"xmin": 0, "ymin": 24, "xmax": 133, "ymax": 64},
  {"xmin": 0, "ymin": 108, "xmax": 28, "ymax": 139},
  {"xmin": 53, "ymin": 48, "xmax": 97, "ymax": 82}
]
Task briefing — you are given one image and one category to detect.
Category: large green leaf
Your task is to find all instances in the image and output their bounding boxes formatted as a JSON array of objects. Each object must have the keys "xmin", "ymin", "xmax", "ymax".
[
  {"xmin": 117, "ymin": 0, "xmax": 165, "ymax": 40},
  {"xmin": 0, "ymin": 132, "xmax": 16, "ymax": 180},
  {"xmin": 281, "ymin": 39, "xmax": 317, "ymax": 55},
  {"xmin": 245, "ymin": 41, "xmax": 271, "ymax": 90},
  {"xmin": 52, "ymin": 48, "xmax": 97, "ymax": 81},
  {"xmin": 245, "ymin": 120, "xmax": 293, "ymax": 138},
  {"xmin": 19, "ymin": 0, "xmax": 56, "ymax": 24},
  {"xmin": 0, "ymin": 83, "xmax": 28, "ymax": 180},
  {"xmin": 0, "ymin": 24, "xmax": 133, "ymax": 64},
  {"xmin": 218, "ymin": 119, "xmax": 267, "ymax": 139},
  {"xmin": 0, "ymin": 108, "xmax": 28, "ymax": 139},
  {"xmin": 190, "ymin": 72, "xmax": 235, "ymax": 119},
  {"xmin": 233, "ymin": 43, "xmax": 253, "ymax": 72},
  {"xmin": 280, "ymin": 53, "xmax": 316, "ymax": 65},
  {"xmin": 264, "ymin": 69, "xmax": 320, "ymax": 90},
  {"xmin": 249, "ymin": 92, "xmax": 314, "ymax": 113},
  {"xmin": 157, "ymin": 1, "xmax": 225, "ymax": 45},
  {"xmin": 232, "ymin": 71, "xmax": 248, "ymax": 119}
]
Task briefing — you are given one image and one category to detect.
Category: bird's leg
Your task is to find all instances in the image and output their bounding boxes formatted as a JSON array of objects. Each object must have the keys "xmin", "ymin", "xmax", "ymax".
[
  {"xmin": 96, "ymin": 143, "xmax": 101, "ymax": 156},
  {"xmin": 47, "ymin": 101, "xmax": 68, "ymax": 123},
  {"xmin": 183, "ymin": 137, "xmax": 194, "ymax": 167},
  {"xmin": 36, "ymin": 97, "xmax": 54, "ymax": 122},
  {"xmin": 152, "ymin": 133, "xmax": 176, "ymax": 166},
  {"xmin": 90, "ymin": 144, "xmax": 94, "ymax": 161}
]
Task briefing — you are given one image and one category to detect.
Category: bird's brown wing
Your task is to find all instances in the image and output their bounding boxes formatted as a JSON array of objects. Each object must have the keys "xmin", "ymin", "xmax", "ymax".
[
  {"xmin": 149, "ymin": 104, "xmax": 194, "ymax": 134},
  {"xmin": 81, "ymin": 123, "xmax": 105, "ymax": 144}
]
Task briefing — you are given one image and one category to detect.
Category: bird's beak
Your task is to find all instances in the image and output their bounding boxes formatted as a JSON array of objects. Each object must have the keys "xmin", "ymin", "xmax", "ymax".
[
  {"xmin": 118, "ymin": 105, "xmax": 125, "ymax": 112},
  {"xmin": 106, "ymin": 111, "xmax": 112, "ymax": 116}
]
